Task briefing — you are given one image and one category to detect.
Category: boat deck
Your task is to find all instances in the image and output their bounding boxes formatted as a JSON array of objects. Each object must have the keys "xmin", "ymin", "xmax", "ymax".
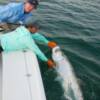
[{"xmin": 0, "ymin": 51, "xmax": 46, "ymax": 100}]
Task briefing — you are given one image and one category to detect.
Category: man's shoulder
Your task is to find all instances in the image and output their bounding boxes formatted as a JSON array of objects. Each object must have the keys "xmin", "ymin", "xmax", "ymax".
[
  {"xmin": 16, "ymin": 26, "xmax": 31, "ymax": 36},
  {"xmin": 8, "ymin": 2, "xmax": 23, "ymax": 7},
  {"xmin": 5, "ymin": 2, "xmax": 23, "ymax": 12}
]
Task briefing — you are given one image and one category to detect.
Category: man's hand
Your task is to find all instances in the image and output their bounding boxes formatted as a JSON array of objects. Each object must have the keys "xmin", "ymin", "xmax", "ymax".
[
  {"xmin": 47, "ymin": 59, "xmax": 55, "ymax": 68},
  {"xmin": 48, "ymin": 41, "xmax": 57, "ymax": 49}
]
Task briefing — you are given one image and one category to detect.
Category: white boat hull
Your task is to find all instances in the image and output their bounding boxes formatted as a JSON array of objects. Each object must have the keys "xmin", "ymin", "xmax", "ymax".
[{"xmin": 1, "ymin": 51, "xmax": 46, "ymax": 100}]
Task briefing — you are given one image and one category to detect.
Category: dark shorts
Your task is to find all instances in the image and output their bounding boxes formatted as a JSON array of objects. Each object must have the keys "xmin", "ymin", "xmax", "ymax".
[
  {"xmin": 0, "ymin": 41, "xmax": 3, "ymax": 52},
  {"xmin": 0, "ymin": 46, "xmax": 3, "ymax": 52}
]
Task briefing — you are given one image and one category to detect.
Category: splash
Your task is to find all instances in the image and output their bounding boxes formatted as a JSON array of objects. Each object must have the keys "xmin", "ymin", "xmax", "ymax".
[{"xmin": 52, "ymin": 46, "xmax": 83, "ymax": 100}]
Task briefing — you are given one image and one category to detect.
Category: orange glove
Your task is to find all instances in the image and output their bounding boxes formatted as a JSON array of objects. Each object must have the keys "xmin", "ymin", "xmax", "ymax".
[
  {"xmin": 47, "ymin": 59, "xmax": 55, "ymax": 68},
  {"xmin": 48, "ymin": 41, "xmax": 57, "ymax": 49}
]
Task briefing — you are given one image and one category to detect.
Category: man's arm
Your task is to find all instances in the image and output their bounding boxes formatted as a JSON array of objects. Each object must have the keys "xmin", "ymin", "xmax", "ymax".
[
  {"xmin": 0, "ymin": 5, "xmax": 14, "ymax": 23},
  {"xmin": 26, "ymin": 36, "xmax": 48, "ymax": 62},
  {"xmin": 19, "ymin": 13, "xmax": 33, "ymax": 24},
  {"xmin": 32, "ymin": 33, "xmax": 49, "ymax": 45},
  {"xmin": 27, "ymin": 38, "xmax": 56, "ymax": 68},
  {"xmin": 24, "ymin": 35, "xmax": 56, "ymax": 68},
  {"xmin": 32, "ymin": 33, "xmax": 57, "ymax": 48}
]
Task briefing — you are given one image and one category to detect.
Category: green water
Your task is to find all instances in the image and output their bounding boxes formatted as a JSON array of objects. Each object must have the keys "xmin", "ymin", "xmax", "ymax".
[
  {"xmin": 37, "ymin": 0, "xmax": 100, "ymax": 100},
  {"xmin": 1, "ymin": 0, "xmax": 100, "ymax": 100}
]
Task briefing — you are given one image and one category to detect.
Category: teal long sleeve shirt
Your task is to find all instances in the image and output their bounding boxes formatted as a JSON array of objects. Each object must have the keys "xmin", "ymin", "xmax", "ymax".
[
  {"xmin": 32, "ymin": 32, "xmax": 49, "ymax": 44},
  {"xmin": 0, "ymin": 26, "xmax": 49, "ymax": 62}
]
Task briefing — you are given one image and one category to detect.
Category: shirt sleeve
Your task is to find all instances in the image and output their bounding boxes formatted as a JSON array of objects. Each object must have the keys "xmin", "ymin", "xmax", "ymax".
[
  {"xmin": 32, "ymin": 33, "xmax": 49, "ymax": 45},
  {"xmin": 0, "ymin": 5, "xmax": 14, "ymax": 23},
  {"xmin": 25, "ymin": 36, "xmax": 48, "ymax": 62},
  {"xmin": 20, "ymin": 13, "xmax": 33, "ymax": 24}
]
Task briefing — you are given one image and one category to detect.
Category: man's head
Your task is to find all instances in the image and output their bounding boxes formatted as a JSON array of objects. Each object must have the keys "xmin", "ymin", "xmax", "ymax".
[
  {"xmin": 24, "ymin": 0, "xmax": 39, "ymax": 13},
  {"xmin": 25, "ymin": 22, "xmax": 39, "ymax": 33}
]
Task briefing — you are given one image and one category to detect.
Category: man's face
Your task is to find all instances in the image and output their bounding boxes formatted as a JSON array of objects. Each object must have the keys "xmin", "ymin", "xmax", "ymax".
[
  {"xmin": 24, "ymin": 2, "xmax": 36, "ymax": 13},
  {"xmin": 30, "ymin": 27, "xmax": 38, "ymax": 33}
]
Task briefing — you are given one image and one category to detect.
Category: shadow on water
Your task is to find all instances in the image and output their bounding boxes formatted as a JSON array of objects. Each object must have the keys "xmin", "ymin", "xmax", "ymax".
[{"xmin": 0, "ymin": 53, "xmax": 2, "ymax": 100}]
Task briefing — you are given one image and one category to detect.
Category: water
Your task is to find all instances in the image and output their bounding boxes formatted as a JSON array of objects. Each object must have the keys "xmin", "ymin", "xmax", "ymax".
[
  {"xmin": 0, "ymin": 0, "xmax": 100, "ymax": 100},
  {"xmin": 37, "ymin": 0, "xmax": 100, "ymax": 100}
]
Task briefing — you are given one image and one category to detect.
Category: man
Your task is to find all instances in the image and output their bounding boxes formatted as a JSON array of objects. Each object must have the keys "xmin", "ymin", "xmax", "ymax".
[
  {"xmin": 0, "ymin": 23, "xmax": 57, "ymax": 68},
  {"xmin": 0, "ymin": 0, "xmax": 39, "ymax": 30}
]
